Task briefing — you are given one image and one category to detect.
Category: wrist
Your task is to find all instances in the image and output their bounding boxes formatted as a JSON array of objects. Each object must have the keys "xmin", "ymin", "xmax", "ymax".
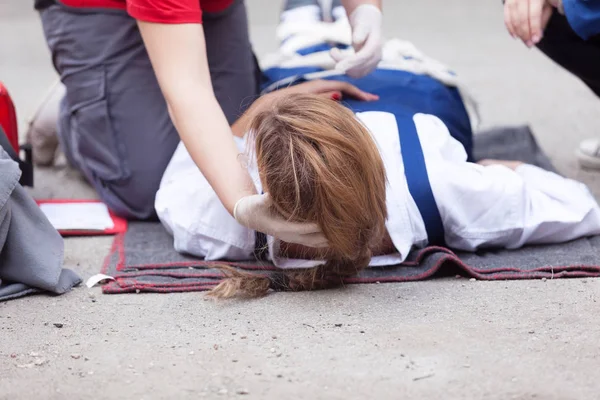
[
  {"xmin": 226, "ymin": 188, "xmax": 255, "ymax": 217},
  {"xmin": 233, "ymin": 197, "xmax": 244, "ymax": 221},
  {"xmin": 343, "ymin": 0, "xmax": 381, "ymax": 16},
  {"xmin": 351, "ymin": 3, "xmax": 382, "ymax": 18},
  {"xmin": 349, "ymin": 4, "xmax": 383, "ymax": 35}
]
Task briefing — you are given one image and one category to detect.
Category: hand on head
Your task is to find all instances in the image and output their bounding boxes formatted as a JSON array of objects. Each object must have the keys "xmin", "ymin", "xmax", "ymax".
[
  {"xmin": 504, "ymin": 0, "xmax": 557, "ymax": 47},
  {"xmin": 247, "ymin": 80, "xmax": 378, "ymax": 120},
  {"xmin": 275, "ymin": 80, "xmax": 379, "ymax": 102}
]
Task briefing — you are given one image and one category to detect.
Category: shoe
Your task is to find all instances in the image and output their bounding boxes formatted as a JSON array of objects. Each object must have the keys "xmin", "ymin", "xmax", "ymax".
[
  {"xmin": 576, "ymin": 138, "xmax": 600, "ymax": 169},
  {"xmin": 25, "ymin": 79, "xmax": 65, "ymax": 166}
]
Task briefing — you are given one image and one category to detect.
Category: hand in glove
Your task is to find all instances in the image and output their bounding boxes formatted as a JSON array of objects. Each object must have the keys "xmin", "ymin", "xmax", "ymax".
[
  {"xmin": 234, "ymin": 193, "xmax": 328, "ymax": 248},
  {"xmin": 330, "ymin": 4, "xmax": 383, "ymax": 78}
]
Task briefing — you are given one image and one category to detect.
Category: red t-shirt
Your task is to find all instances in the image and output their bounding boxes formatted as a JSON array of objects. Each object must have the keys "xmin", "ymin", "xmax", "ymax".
[{"xmin": 59, "ymin": 0, "xmax": 234, "ymax": 23}]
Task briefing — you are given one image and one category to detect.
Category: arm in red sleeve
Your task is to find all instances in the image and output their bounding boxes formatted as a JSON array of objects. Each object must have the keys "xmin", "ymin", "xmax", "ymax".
[{"xmin": 127, "ymin": 0, "xmax": 203, "ymax": 24}]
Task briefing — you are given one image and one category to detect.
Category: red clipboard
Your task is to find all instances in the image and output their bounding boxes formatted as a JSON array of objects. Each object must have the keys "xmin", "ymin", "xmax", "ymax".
[{"xmin": 36, "ymin": 199, "xmax": 128, "ymax": 236}]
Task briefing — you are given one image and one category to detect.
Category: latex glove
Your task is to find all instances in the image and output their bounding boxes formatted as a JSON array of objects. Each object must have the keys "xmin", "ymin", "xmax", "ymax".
[
  {"xmin": 234, "ymin": 194, "xmax": 329, "ymax": 248},
  {"xmin": 330, "ymin": 4, "xmax": 383, "ymax": 78}
]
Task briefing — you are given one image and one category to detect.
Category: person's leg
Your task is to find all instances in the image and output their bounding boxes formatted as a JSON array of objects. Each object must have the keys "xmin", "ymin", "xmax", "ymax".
[
  {"xmin": 203, "ymin": 0, "xmax": 260, "ymax": 124},
  {"xmin": 280, "ymin": 0, "xmax": 322, "ymax": 27},
  {"xmin": 330, "ymin": 0, "xmax": 346, "ymax": 21},
  {"xmin": 536, "ymin": 12, "xmax": 600, "ymax": 96},
  {"xmin": 25, "ymin": 79, "xmax": 64, "ymax": 166},
  {"xmin": 535, "ymin": 12, "xmax": 600, "ymax": 169},
  {"xmin": 40, "ymin": 4, "xmax": 179, "ymax": 219},
  {"xmin": 285, "ymin": 0, "xmax": 321, "ymax": 11}
]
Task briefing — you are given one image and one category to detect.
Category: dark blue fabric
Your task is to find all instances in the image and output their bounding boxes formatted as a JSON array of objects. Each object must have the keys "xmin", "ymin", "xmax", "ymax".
[
  {"xmin": 563, "ymin": 0, "xmax": 600, "ymax": 40},
  {"xmin": 397, "ymin": 115, "xmax": 445, "ymax": 246},
  {"xmin": 261, "ymin": 73, "xmax": 447, "ymax": 244},
  {"xmin": 396, "ymin": 115, "xmax": 445, "ymax": 246},
  {"xmin": 261, "ymin": 68, "xmax": 473, "ymax": 160}
]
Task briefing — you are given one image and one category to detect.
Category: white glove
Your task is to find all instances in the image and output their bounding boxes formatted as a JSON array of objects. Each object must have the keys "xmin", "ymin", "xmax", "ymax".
[
  {"xmin": 330, "ymin": 4, "xmax": 383, "ymax": 78},
  {"xmin": 234, "ymin": 193, "xmax": 329, "ymax": 248}
]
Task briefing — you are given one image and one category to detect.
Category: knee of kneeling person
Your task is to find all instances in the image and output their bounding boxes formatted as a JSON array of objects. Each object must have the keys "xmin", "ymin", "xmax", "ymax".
[{"xmin": 97, "ymin": 177, "xmax": 159, "ymax": 221}]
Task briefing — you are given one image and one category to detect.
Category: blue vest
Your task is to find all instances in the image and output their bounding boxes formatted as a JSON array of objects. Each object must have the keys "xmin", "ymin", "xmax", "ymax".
[
  {"xmin": 253, "ymin": 98, "xmax": 445, "ymax": 248},
  {"xmin": 261, "ymin": 68, "xmax": 473, "ymax": 162}
]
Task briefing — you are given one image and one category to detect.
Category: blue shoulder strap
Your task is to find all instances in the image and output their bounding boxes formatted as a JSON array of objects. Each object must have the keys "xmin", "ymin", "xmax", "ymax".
[
  {"xmin": 394, "ymin": 114, "xmax": 445, "ymax": 246},
  {"xmin": 345, "ymin": 99, "xmax": 445, "ymax": 246}
]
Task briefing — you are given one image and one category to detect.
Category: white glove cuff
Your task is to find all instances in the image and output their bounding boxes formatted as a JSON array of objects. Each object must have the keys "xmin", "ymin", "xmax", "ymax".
[
  {"xmin": 233, "ymin": 197, "xmax": 243, "ymax": 221},
  {"xmin": 350, "ymin": 4, "xmax": 382, "ymax": 21}
]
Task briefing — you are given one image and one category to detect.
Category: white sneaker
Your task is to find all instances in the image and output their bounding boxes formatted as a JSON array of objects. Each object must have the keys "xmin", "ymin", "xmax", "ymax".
[
  {"xmin": 576, "ymin": 138, "xmax": 600, "ymax": 169},
  {"xmin": 25, "ymin": 79, "xmax": 65, "ymax": 166}
]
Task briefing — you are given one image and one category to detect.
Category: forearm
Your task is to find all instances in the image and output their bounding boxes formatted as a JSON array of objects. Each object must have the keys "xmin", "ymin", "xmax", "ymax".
[
  {"xmin": 168, "ymin": 90, "xmax": 256, "ymax": 213},
  {"xmin": 341, "ymin": 0, "xmax": 381, "ymax": 15},
  {"xmin": 137, "ymin": 21, "xmax": 255, "ymax": 215}
]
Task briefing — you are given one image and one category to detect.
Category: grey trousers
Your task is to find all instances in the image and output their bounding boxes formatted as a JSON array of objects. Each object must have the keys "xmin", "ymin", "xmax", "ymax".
[
  {"xmin": 40, "ymin": 0, "xmax": 259, "ymax": 219},
  {"xmin": 283, "ymin": 0, "xmax": 342, "ymax": 12},
  {"xmin": 0, "ymin": 142, "xmax": 81, "ymax": 301}
]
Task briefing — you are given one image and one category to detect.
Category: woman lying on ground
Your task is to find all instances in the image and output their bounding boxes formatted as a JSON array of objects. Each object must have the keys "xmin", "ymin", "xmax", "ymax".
[
  {"xmin": 155, "ymin": 0, "xmax": 600, "ymax": 297},
  {"xmin": 156, "ymin": 86, "xmax": 600, "ymax": 298}
]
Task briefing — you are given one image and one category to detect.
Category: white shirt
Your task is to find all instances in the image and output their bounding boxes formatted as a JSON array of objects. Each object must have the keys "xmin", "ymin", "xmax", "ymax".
[{"xmin": 155, "ymin": 112, "xmax": 600, "ymax": 269}]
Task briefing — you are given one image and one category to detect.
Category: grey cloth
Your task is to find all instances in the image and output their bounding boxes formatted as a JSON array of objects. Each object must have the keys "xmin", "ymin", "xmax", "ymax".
[
  {"xmin": 473, "ymin": 125, "xmax": 556, "ymax": 173},
  {"xmin": 284, "ymin": 0, "xmax": 320, "ymax": 11},
  {"xmin": 39, "ymin": 0, "xmax": 258, "ymax": 219},
  {"xmin": 99, "ymin": 126, "xmax": 600, "ymax": 294},
  {"xmin": 102, "ymin": 222, "xmax": 600, "ymax": 294},
  {"xmin": 0, "ymin": 146, "xmax": 81, "ymax": 301}
]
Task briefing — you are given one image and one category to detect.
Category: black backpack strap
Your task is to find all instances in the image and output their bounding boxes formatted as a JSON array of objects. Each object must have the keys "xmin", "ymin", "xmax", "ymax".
[{"xmin": 0, "ymin": 126, "xmax": 34, "ymax": 187}]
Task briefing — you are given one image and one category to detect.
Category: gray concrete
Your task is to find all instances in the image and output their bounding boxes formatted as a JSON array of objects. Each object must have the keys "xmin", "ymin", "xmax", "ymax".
[{"xmin": 1, "ymin": 1, "xmax": 600, "ymax": 399}]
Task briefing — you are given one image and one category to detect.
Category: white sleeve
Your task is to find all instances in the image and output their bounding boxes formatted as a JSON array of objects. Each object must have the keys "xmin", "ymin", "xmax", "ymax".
[
  {"xmin": 155, "ymin": 143, "xmax": 256, "ymax": 261},
  {"xmin": 439, "ymin": 162, "xmax": 600, "ymax": 251}
]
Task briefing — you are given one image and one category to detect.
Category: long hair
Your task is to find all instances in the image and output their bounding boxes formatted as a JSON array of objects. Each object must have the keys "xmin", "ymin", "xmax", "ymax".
[{"xmin": 208, "ymin": 94, "xmax": 387, "ymax": 298}]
